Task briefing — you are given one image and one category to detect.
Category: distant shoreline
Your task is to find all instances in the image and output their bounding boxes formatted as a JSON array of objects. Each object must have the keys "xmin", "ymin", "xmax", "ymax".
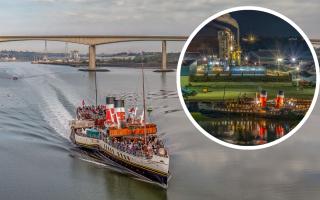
[{"xmin": 30, "ymin": 61, "xmax": 178, "ymax": 69}]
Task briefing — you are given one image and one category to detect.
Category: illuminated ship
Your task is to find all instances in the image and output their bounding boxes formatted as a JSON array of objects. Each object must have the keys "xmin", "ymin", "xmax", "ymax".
[{"xmin": 197, "ymin": 90, "xmax": 311, "ymax": 119}]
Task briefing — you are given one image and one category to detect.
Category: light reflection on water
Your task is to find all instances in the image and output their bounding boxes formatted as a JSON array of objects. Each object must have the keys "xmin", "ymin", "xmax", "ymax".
[{"xmin": 199, "ymin": 117, "xmax": 298, "ymax": 145}]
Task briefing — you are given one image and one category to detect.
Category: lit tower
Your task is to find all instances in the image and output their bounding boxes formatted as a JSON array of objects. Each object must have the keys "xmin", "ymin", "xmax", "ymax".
[
  {"xmin": 216, "ymin": 14, "xmax": 241, "ymax": 66},
  {"xmin": 218, "ymin": 30, "xmax": 229, "ymax": 60}
]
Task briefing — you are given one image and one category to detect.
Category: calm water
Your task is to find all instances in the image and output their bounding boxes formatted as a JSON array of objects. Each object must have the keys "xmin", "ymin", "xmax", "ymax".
[
  {"xmin": 1, "ymin": 62, "xmax": 320, "ymax": 200},
  {"xmin": 199, "ymin": 117, "xmax": 299, "ymax": 145}
]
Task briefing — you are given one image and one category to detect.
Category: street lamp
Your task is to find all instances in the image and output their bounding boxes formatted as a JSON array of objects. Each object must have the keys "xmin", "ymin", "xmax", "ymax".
[
  {"xmin": 296, "ymin": 65, "xmax": 300, "ymax": 89},
  {"xmin": 203, "ymin": 57, "xmax": 207, "ymax": 62},
  {"xmin": 291, "ymin": 57, "xmax": 296, "ymax": 63},
  {"xmin": 276, "ymin": 57, "xmax": 283, "ymax": 75},
  {"xmin": 244, "ymin": 56, "xmax": 248, "ymax": 65},
  {"xmin": 248, "ymin": 34, "xmax": 256, "ymax": 43},
  {"xmin": 277, "ymin": 57, "xmax": 283, "ymax": 76}
]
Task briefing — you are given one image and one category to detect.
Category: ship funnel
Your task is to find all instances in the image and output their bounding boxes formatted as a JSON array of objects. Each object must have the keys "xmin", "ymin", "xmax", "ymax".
[
  {"xmin": 114, "ymin": 99, "xmax": 121, "ymax": 108},
  {"xmin": 106, "ymin": 97, "xmax": 115, "ymax": 108},
  {"xmin": 255, "ymin": 92, "xmax": 260, "ymax": 102},
  {"xmin": 275, "ymin": 90, "xmax": 284, "ymax": 108},
  {"xmin": 105, "ymin": 97, "xmax": 116, "ymax": 125},
  {"xmin": 120, "ymin": 99, "xmax": 125, "ymax": 108},
  {"xmin": 260, "ymin": 90, "xmax": 267, "ymax": 108},
  {"xmin": 114, "ymin": 99, "xmax": 125, "ymax": 121}
]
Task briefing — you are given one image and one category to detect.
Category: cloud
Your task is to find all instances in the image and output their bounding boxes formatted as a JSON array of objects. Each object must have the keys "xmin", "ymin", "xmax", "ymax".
[{"xmin": 0, "ymin": 0, "xmax": 319, "ymax": 52}]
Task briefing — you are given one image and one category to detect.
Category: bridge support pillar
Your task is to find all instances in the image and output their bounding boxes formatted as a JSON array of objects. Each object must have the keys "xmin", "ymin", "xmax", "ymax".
[
  {"xmin": 89, "ymin": 45, "xmax": 96, "ymax": 70},
  {"xmin": 162, "ymin": 40, "xmax": 167, "ymax": 70},
  {"xmin": 154, "ymin": 40, "xmax": 174, "ymax": 72}
]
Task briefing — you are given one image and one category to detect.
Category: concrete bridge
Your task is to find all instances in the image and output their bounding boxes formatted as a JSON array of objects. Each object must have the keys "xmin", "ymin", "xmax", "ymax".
[
  {"xmin": 0, "ymin": 35, "xmax": 188, "ymax": 71},
  {"xmin": 311, "ymin": 39, "xmax": 320, "ymax": 44},
  {"xmin": 0, "ymin": 36, "xmax": 319, "ymax": 70},
  {"xmin": 311, "ymin": 39, "xmax": 320, "ymax": 46}
]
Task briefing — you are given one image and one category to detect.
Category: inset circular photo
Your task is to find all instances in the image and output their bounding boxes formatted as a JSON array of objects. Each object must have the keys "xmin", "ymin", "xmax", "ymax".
[{"xmin": 177, "ymin": 7, "xmax": 319, "ymax": 150}]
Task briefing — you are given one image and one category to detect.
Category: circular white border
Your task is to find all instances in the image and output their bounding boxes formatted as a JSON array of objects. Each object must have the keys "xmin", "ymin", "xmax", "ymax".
[{"xmin": 176, "ymin": 6, "xmax": 320, "ymax": 150}]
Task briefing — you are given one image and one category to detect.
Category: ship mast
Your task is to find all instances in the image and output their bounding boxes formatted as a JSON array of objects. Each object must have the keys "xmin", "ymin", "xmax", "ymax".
[
  {"xmin": 94, "ymin": 70, "xmax": 98, "ymax": 107},
  {"xmin": 141, "ymin": 52, "xmax": 147, "ymax": 143}
]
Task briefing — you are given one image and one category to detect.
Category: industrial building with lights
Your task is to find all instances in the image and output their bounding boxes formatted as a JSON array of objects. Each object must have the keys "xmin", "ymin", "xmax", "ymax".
[
  {"xmin": 183, "ymin": 14, "xmax": 270, "ymax": 78},
  {"xmin": 182, "ymin": 13, "xmax": 316, "ymax": 85}
]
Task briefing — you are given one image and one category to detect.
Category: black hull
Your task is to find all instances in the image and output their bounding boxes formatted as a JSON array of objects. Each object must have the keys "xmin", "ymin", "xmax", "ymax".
[
  {"xmin": 199, "ymin": 109, "xmax": 304, "ymax": 120},
  {"xmin": 70, "ymin": 133, "xmax": 168, "ymax": 186},
  {"xmin": 100, "ymin": 148, "xmax": 168, "ymax": 186}
]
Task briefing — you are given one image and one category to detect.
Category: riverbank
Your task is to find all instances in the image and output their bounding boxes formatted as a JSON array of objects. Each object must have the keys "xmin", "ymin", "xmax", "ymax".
[
  {"xmin": 34, "ymin": 61, "xmax": 178, "ymax": 69},
  {"xmin": 181, "ymin": 76, "xmax": 315, "ymax": 100}
]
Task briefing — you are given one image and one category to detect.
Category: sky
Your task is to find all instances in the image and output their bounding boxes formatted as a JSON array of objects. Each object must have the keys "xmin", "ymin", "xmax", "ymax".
[
  {"xmin": 0, "ymin": 0, "xmax": 319, "ymax": 53},
  {"xmin": 230, "ymin": 10, "xmax": 300, "ymax": 37}
]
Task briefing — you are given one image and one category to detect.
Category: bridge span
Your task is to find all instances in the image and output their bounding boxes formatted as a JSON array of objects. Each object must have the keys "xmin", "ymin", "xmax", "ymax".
[
  {"xmin": 311, "ymin": 39, "xmax": 320, "ymax": 46},
  {"xmin": 0, "ymin": 36, "xmax": 319, "ymax": 70},
  {"xmin": 0, "ymin": 35, "xmax": 188, "ymax": 71}
]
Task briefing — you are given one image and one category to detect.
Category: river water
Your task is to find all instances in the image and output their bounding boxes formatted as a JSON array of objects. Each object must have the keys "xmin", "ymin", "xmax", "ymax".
[
  {"xmin": 198, "ymin": 116, "xmax": 299, "ymax": 145},
  {"xmin": 1, "ymin": 62, "xmax": 320, "ymax": 200}
]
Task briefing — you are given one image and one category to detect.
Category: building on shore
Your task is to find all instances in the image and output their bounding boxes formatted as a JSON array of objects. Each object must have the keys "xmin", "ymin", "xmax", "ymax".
[
  {"xmin": 69, "ymin": 50, "xmax": 80, "ymax": 62},
  {"xmin": 186, "ymin": 14, "xmax": 241, "ymax": 66}
]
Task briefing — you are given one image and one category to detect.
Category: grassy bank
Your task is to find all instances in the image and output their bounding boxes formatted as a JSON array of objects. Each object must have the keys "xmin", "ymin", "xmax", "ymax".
[
  {"xmin": 181, "ymin": 76, "xmax": 315, "ymax": 100},
  {"xmin": 191, "ymin": 112, "xmax": 211, "ymax": 121}
]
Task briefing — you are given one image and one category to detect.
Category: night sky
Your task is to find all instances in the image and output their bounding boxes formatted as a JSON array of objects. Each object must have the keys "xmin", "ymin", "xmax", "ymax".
[
  {"xmin": 188, "ymin": 9, "xmax": 312, "ymax": 59},
  {"xmin": 230, "ymin": 10, "xmax": 300, "ymax": 38}
]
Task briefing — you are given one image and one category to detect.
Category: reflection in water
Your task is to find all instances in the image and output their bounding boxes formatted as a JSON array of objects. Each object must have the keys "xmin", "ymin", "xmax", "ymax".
[
  {"xmin": 70, "ymin": 151, "xmax": 167, "ymax": 200},
  {"xmin": 161, "ymin": 72, "xmax": 167, "ymax": 87},
  {"xmin": 88, "ymin": 71, "xmax": 98, "ymax": 105},
  {"xmin": 199, "ymin": 117, "xmax": 298, "ymax": 145}
]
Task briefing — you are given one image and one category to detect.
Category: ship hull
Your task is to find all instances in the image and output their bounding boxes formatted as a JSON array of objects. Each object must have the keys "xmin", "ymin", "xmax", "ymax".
[
  {"xmin": 70, "ymin": 132, "xmax": 169, "ymax": 186},
  {"xmin": 99, "ymin": 147, "xmax": 168, "ymax": 185},
  {"xmin": 199, "ymin": 108, "xmax": 305, "ymax": 119}
]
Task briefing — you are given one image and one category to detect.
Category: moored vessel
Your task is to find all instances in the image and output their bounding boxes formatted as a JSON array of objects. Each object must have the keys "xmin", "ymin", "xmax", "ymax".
[{"xmin": 191, "ymin": 90, "xmax": 311, "ymax": 119}]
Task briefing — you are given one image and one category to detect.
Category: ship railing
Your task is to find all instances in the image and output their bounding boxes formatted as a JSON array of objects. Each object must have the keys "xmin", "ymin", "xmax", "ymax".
[{"xmin": 106, "ymin": 139, "xmax": 168, "ymax": 159}]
